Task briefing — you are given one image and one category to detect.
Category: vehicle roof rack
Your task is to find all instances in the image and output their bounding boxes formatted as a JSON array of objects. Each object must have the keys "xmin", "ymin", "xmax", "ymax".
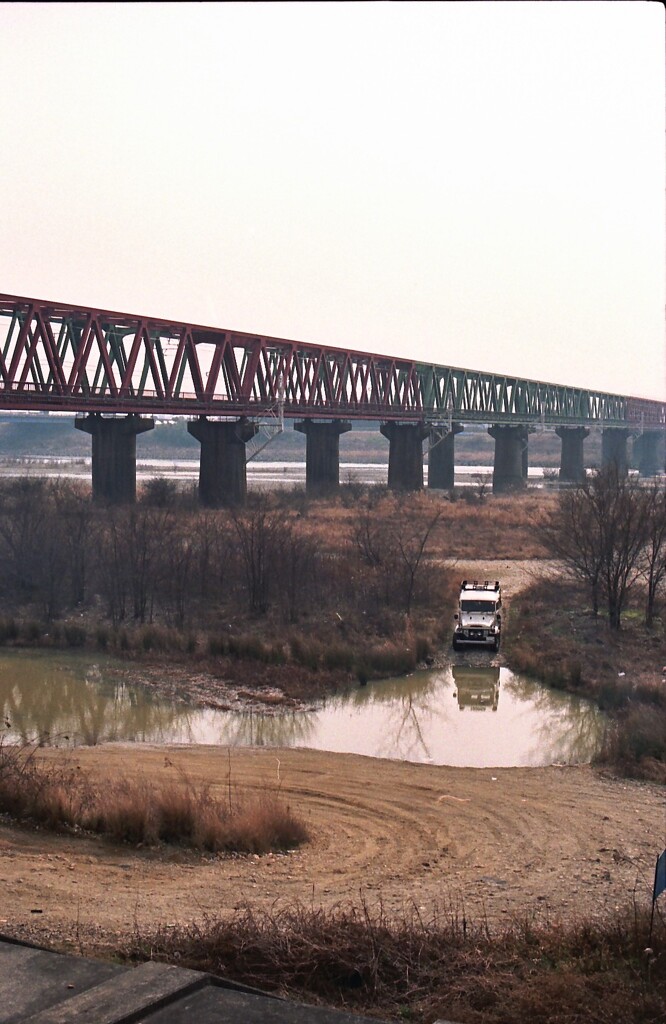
[{"xmin": 461, "ymin": 579, "xmax": 501, "ymax": 592}]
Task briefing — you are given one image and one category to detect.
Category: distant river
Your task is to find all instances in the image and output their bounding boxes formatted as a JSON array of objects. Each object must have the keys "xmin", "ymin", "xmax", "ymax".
[
  {"xmin": 0, "ymin": 650, "xmax": 606, "ymax": 768},
  {"xmin": 1, "ymin": 457, "xmax": 554, "ymax": 489}
]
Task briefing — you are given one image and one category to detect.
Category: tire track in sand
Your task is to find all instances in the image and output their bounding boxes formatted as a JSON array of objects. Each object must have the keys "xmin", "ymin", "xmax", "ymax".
[{"xmin": 1, "ymin": 744, "xmax": 663, "ymax": 950}]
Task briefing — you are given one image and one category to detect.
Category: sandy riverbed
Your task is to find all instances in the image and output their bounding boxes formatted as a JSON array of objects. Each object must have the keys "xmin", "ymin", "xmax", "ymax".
[{"xmin": 1, "ymin": 742, "xmax": 664, "ymax": 956}]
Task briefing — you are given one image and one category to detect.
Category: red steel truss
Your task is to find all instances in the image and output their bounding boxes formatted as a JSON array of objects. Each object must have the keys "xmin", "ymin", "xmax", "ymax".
[{"xmin": 0, "ymin": 293, "xmax": 663, "ymax": 427}]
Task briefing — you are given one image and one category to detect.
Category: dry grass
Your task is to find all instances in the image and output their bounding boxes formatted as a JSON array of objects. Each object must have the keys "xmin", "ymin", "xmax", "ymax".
[
  {"xmin": 504, "ymin": 574, "xmax": 666, "ymax": 782},
  {"xmin": 597, "ymin": 705, "xmax": 666, "ymax": 785},
  {"xmin": 0, "ymin": 742, "xmax": 308, "ymax": 853},
  {"xmin": 124, "ymin": 899, "xmax": 666, "ymax": 1023},
  {"xmin": 505, "ymin": 576, "xmax": 664, "ymax": 694},
  {"xmin": 300, "ymin": 488, "xmax": 553, "ymax": 560}
]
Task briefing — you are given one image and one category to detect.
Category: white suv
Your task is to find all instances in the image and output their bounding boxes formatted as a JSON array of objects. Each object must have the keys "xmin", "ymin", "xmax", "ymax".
[{"xmin": 452, "ymin": 579, "xmax": 502, "ymax": 652}]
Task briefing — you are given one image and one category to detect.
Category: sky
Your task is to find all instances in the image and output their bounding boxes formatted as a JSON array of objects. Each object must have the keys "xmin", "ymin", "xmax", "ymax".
[{"xmin": 0, "ymin": 1, "xmax": 664, "ymax": 400}]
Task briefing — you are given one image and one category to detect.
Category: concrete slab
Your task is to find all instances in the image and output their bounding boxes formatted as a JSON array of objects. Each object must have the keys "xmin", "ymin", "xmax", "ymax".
[
  {"xmin": 0, "ymin": 940, "xmax": 123, "ymax": 1023},
  {"xmin": 135, "ymin": 981, "xmax": 380, "ymax": 1023},
  {"xmin": 0, "ymin": 937, "xmax": 382, "ymax": 1023},
  {"xmin": 21, "ymin": 961, "xmax": 207, "ymax": 1024}
]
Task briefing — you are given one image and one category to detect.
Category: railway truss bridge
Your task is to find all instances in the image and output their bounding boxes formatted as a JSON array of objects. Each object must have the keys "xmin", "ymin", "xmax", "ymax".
[{"xmin": 0, "ymin": 293, "xmax": 663, "ymax": 504}]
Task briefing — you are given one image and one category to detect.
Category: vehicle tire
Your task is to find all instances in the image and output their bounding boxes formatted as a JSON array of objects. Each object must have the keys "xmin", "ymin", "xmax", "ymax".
[
  {"xmin": 492, "ymin": 636, "xmax": 500, "ymax": 653},
  {"xmin": 452, "ymin": 635, "xmax": 460, "ymax": 651}
]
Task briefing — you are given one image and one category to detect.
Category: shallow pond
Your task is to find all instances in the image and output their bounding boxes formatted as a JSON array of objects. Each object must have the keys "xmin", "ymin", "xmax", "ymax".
[{"xmin": 0, "ymin": 650, "xmax": 606, "ymax": 768}]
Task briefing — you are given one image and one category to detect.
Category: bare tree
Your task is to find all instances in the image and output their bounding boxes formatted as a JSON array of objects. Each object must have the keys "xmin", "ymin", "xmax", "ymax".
[
  {"xmin": 274, "ymin": 519, "xmax": 320, "ymax": 623},
  {"xmin": 599, "ymin": 472, "xmax": 649, "ymax": 630},
  {"xmin": 231, "ymin": 501, "xmax": 287, "ymax": 614},
  {"xmin": 158, "ymin": 513, "xmax": 196, "ymax": 628},
  {"xmin": 352, "ymin": 496, "xmax": 443, "ymax": 614},
  {"xmin": 641, "ymin": 483, "xmax": 666, "ymax": 628},
  {"xmin": 95, "ymin": 506, "xmax": 171, "ymax": 625},
  {"xmin": 125, "ymin": 506, "xmax": 172, "ymax": 623},
  {"xmin": 392, "ymin": 502, "xmax": 443, "ymax": 614},
  {"xmin": 52, "ymin": 481, "xmax": 92, "ymax": 608},
  {"xmin": 541, "ymin": 468, "xmax": 649, "ymax": 630},
  {"xmin": 0, "ymin": 479, "xmax": 51, "ymax": 607},
  {"xmin": 540, "ymin": 483, "xmax": 604, "ymax": 616},
  {"xmin": 95, "ymin": 510, "xmax": 130, "ymax": 625}
]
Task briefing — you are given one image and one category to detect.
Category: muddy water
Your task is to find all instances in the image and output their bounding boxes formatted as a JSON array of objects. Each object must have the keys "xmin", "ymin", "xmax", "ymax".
[{"xmin": 0, "ymin": 650, "xmax": 605, "ymax": 768}]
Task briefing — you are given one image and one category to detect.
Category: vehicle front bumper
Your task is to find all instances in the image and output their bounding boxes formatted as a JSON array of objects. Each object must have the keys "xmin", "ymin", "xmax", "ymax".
[{"xmin": 454, "ymin": 628, "xmax": 499, "ymax": 647}]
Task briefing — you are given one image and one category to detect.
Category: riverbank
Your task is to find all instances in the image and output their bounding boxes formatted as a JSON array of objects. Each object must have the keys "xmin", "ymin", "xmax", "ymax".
[{"xmin": 3, "ymin": 744, "xmax": 663, "ymax": 958}]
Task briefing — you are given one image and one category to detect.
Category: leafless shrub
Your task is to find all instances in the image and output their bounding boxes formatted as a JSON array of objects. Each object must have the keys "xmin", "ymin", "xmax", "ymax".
[
  {"xmin": 124, "ymin": 899, "xmax": 666, "ymax": 1023},
  {"xmin": 597, "ymin": 705, "xmax": 666, "ymax": 782},
  {"xmin": 351, "ymin": 493, "xmax": 445, "ymax": 613}
]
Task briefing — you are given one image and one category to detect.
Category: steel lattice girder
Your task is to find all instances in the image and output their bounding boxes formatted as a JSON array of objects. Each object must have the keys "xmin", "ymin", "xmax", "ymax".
[{"xmin": 0, "ymin": 293, "xmax": 663, "ymax": 428}]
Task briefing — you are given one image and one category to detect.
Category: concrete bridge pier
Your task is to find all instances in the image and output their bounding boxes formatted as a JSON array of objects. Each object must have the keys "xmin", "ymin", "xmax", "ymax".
[
  {"xmin": 521, "ymin": 430, "xmax": 531, "ymax": 481},
  {"xmin": 75, "ymin": 413, "xmax": 154, "ymax": 504},
  {"xmin": 294, "ymin": 419, "xmax": 352, "ymax": 494},
  {"xmin": 488, "ymin": 424, "xmax": 528, "ymax": 493},
  {"xmin": 427, "ymin": 423, "xmax": 463, "ymax": 490},
  {"xmin": 601, "ymin": 427, "xmax": 629, "ymax": 477},
  {"xmin": 187, "ymin": 417, "xmax": 258, "ymax": 507},
  {"xmin": 556, "ymin": 426, "xmax": 589, "ymax": 483},
  {"xmin": 633, "ymin": 430, "xmax": 663, "ymax": 477},
  {"xmin": 380, "ymin": 422, "xmax": 429, "ymax": 491}
]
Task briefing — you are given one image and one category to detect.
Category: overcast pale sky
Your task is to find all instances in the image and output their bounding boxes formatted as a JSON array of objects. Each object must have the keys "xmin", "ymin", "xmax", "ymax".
[{"xmin": 1, "ymin": 1, "xmax": 664, "ymax": 399}]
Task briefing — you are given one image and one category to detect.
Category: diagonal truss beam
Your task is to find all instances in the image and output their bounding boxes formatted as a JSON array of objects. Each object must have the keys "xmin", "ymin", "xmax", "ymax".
[{"xmin": 0, "ymin": 293, "xmax": 662, "ymax": 428}]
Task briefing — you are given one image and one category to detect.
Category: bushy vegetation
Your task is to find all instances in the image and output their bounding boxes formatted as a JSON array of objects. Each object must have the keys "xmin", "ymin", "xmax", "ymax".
[
  {"xmin": 0, "ymin": 479, "xmax": 465, "ymax": 693},
  {"xmin": 504, "ymin": 574, "xmax": 666, "ymax": 782},
  {"xmin": 0, "ymin": 741, "xmax": 308, "ymax": 853},
  {"xmin": 0, "ymin": 478, "xmax": 548, "ymax": 631},
  {"xmin": 124, "ymin": 900, "xmax": 666, "ymax": 1023}
]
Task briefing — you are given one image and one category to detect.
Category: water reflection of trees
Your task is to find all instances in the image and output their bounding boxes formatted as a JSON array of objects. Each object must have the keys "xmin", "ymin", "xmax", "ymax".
[
  {"xmin": 213, "ymin": 709, "xmax": 318, "ymax": 749},
  {"xmin": 0, "ymin": 652, "xmax": 607, "ymax": 766},
  {"xmin": 499, "ymin": 669, "xmax": 605, "ymax": 764},
  {"xmin": 313, "ymin": 666, "xmax": 605, "ymax": 765},
  {"xmin": 0, "ymin": 654, "xmax": 191, "ymax": 746},
  {"xmin": 321, "ymin": 669, "xmax": 456, "ymax": 763},
  {"xmin": 0, "ymin": 652, "xmax": 322, "ymax": 750}
]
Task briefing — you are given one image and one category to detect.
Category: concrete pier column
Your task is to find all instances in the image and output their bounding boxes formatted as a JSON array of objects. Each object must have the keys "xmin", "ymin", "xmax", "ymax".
[
  {"xmin": 187, "ymin": 417, "xmax": 258, "ymax": 507},
  {"xmin": 488, "ymin": 424, "xmax": 527, "ymax": 493},
  {"xmin": 556, "ymin": 426, "xmax": 589, "ymax": 483},
  {"xmin": 380, "ymin": 422, "xmax": 429, "ymax": 491},
  {"xmin": 294, "ymin": 419, "xmax": 352, "ymax": 494},
  {"xmin": 633, "ymin": 430, "xmax": 663, "ymax": 477},
  {"xmin": 601, "ymin": 428, "xmax": 629, "ymax": 477},
  {"xmin": 75, "ymin": 413, "xmax": 154, "ymax": 504},
  {"xmin": 427, "ymin": 423, "xmax": 463, "ymax": 490}
]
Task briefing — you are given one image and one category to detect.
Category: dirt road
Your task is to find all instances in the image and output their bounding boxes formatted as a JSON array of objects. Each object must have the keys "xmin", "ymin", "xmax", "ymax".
[{"xmin": 1, "ymin": 743, "xmax": 664, "ymax": 955}]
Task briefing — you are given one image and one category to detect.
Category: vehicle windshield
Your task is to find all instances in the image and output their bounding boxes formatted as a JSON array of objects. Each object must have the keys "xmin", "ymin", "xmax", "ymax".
[{"xmin": 461, "ymin": 600, "xmax": 497, "ymax": 613}]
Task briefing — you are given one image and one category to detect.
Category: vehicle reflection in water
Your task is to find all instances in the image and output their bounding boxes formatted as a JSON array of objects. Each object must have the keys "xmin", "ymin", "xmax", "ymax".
[
  {"xmin": 0, "ymin": 651, "xmax": 607, "ymax": 768},
  {"xmin": 452, "ymin": 666, "xmax": 500, "ymax": 711}
]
